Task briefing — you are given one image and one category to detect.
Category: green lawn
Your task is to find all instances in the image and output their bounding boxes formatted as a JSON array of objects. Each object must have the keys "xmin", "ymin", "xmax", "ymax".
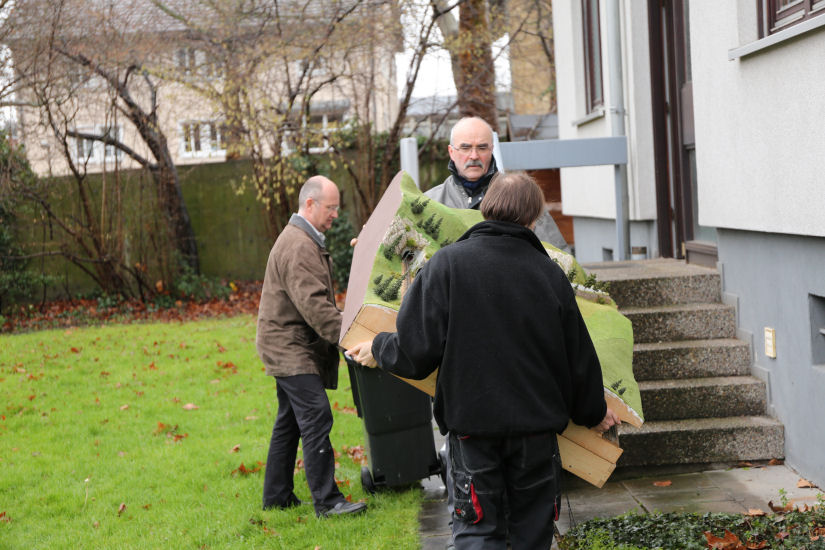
[{"xmin": 0, "ymin": 317, "xmax": 422, "ymax": 549}]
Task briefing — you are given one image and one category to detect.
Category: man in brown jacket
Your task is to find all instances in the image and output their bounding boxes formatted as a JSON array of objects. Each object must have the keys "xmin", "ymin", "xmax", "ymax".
[{"xmin": 257, "ymin": 175, "xmax": 367, "ymax": 518}]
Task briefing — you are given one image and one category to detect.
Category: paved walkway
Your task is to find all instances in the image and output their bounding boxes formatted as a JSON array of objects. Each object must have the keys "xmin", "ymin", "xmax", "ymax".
[{"xmin": 419, "ymin": 459, "xmax": 823, "ymax": 549}]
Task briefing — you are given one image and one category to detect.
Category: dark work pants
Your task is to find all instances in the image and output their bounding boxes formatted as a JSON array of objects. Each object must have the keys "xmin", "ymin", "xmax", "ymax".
[
  {"xmin": 263, "ymin": 374, "xmax": 344, "ymax": 514},
  {"xmin": 449, "ymin": 431, "xmax": 561, "ymax": 550}
]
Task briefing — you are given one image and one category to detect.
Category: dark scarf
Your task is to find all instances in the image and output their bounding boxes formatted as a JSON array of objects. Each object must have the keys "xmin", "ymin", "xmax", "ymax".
[{"xmin": 448, "ymin": 155, "xmax": 498, "ymax": 195}]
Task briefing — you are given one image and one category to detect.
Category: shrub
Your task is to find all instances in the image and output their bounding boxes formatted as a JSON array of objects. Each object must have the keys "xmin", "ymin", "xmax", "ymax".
[{"xmin": 325, "ymin": 210, "xmax": 355, "ymax": 290}]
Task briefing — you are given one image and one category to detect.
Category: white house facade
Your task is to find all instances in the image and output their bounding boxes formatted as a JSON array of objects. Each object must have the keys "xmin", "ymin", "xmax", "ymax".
[{"xmin": 554, "ymin": 0, "xmax": 825, "ymax": 487}]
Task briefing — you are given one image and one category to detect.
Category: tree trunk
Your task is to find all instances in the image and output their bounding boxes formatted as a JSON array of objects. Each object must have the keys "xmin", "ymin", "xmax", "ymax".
[{"xmin": 456, "ymin": 0, "xmax": 499, "ymax": 133}]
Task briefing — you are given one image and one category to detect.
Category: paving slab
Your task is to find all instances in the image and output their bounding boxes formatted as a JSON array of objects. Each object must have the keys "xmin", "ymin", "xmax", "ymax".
[{"xmin": 420, "ymin": 463, "xmax": 824, "ymax": 549}]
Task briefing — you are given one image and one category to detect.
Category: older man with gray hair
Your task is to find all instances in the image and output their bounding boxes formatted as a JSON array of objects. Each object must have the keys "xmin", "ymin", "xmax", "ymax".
[
  {"xmin": 257, "ymin": 175, "xmax": 366, "ymax": 518},
  {"xmin": 425, "ymin": 116, "xmax": 570, "ymax": 253}
]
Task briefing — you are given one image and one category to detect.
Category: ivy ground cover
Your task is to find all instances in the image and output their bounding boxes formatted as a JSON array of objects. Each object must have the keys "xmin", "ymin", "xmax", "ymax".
[{"xmin": 0, "ymin": 317, "xmax": 420, "ymax": 549}]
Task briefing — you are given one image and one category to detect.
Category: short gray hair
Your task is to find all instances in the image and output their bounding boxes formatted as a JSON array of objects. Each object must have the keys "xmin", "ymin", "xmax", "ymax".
[{"xmin": 298, "ymin": 176, "xmax": 327, "ymax": 206}]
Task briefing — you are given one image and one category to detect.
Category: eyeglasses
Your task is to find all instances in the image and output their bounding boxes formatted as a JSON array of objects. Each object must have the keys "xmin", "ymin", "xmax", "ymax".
[
  {"xmin": 452, "ymin": 143, "xmax": 491, "ymax": 154},
  {"xmin": 312, "ymin": 199, "xmax": 339, "ymax": 212}
]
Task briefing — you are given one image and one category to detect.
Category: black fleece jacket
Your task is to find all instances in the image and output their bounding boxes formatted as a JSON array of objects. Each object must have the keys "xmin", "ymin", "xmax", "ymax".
[{"xmin": 372, "ymin": 220, "xmax": 607, "ymax": 436}]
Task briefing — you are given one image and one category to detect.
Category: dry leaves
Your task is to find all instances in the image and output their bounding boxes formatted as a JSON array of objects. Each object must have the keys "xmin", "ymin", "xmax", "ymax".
[
  {"xmin": 704, "ymin": 529, "xmax": 768, "ymax": 550},
  {"xmin": 182, "ymin": 403, "xmax": 198, "ymax": 410},
  {"xmin": 798, "ymin": 478, "xmax": 817, "ymax": 488},
  {"xmin": 117, "ymin": 503, "xmax": 126, "ymax": 516},
  {"xmin": 653, "ymin": 480, "xmax": 672, "ymax": 487},
  {"xmin": 232, "ymin": 462, "xmax": 262, "ymax": 476},
  {"xmin": 332, "ymin": 401, "xmax": 357, "ymax": 415}
]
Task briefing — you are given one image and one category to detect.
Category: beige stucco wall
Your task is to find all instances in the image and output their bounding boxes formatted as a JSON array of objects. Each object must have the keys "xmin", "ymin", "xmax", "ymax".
[{"xmin": 18, "ymin": 47, "xmax": 398, "ymax": 178}]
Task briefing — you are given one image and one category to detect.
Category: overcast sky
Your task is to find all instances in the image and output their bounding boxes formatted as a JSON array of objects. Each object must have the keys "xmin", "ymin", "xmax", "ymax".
[{"xmin": 394, "ymin": 6, "xmax": 512, "ymax": 100}]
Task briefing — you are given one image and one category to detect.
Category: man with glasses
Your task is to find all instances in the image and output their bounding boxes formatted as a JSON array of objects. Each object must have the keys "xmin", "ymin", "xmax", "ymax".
[
  {"xmin": 426, "ymin": 116, "xmax": 570, "ymax": 252},
  {"xmin": 257, "ymin": 175, "xmax": 367, "ymax": 518}
]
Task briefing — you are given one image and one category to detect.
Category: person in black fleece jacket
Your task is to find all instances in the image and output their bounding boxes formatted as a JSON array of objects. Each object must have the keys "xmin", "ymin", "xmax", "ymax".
[{"xmin": 347, "ymin": 172, "xmax": 618, "ymax": 550}]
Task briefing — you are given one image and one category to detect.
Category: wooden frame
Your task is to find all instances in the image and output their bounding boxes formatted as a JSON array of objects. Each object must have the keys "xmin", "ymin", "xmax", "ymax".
[{"xmin": 761, "ymin": 0, "xmax": 825, "ymax": 37}]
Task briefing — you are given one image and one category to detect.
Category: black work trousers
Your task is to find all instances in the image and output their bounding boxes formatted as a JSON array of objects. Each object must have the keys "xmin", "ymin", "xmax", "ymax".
[
  {"xmin": 449, "ymin": 431, "xmax": 561, "ymax": 550},
  {"xmin": 263, "ymin": 374, "xmax": 344, "ymax": 514}
]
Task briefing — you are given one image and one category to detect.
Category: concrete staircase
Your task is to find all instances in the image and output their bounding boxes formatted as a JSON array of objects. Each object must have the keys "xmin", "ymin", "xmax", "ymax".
[{"xmin": 584, "ymin": 259, "xmax": 784, "ymax": 468}]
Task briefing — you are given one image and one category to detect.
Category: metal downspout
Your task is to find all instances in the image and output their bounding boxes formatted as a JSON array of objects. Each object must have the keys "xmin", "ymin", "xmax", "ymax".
[{"xmin": 606, "ymin": 0, "xmax": 631, "ymax": 260}]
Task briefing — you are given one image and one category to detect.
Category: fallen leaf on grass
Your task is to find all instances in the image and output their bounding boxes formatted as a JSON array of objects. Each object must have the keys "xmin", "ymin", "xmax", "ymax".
[
  {"xmin": 71, "ymin": 347, "xmax": 81, "ymax": 353},
  {"xmin": 230, "ymin": 444, "xmax": 241, "ymax": 453},
  {"xmin": 119, "ymin": 404, "xmax": 129, "ymax": 410},
  {"xmin": 747, "ymin": 508, "xmax": 766, "ymax": 517},
  {"xmin": 332, "ymin": 401, "xmax": 357, "ymax": 415},
  {"xmin": 117, "ymin": 503, "xmax": 126, "ymax": 516},
  {"xmin": 244, "ymin": 415, "xmax": 258, "ymax": 420},
  {"xmin": 142, "ymin": 504, "xmax": 151, "ymax": 510},
  {"xmin": 0, "ymin": 511, "xmax": 10, "ymax": 523},
  {"xmin": 798, "ymin": 478, "xmax": 817, "ymax": 488},
  {"xmin": 746, "ymin": 540, "xmax": 767, "ymax": 549},
  {"xmin": 653, "ymin": 480, "xmax": 672, "ymax": 487},
  {"xmin": 704, "ymin": 529, "xmax": 741, "ymax": 549},
  {"xmin": 345, "ymin": 445, "xmax": 367, "ymax": 465},
  {"xmin": 775, "ymin": 531, "xmax": 790, "ymax": 540},
  {"xmin": 182, "ymin": 403, "xmax": 198, "ymax": 410},
  {"xmin": 232, "ymin": 462, "xmax": 263, "ymax": 476}
]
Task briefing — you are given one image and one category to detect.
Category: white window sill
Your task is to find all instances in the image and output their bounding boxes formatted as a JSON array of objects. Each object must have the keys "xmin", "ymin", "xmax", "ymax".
[
  {"xmin": 572, "ymin": 107, "xmax": 605, "ymax": 127},
  {"xmin": 729, "ymin": 15, "xmax": 825, "ymax": 60}
]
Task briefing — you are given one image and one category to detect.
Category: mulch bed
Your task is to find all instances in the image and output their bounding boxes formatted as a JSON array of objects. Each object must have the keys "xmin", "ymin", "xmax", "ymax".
[{"xmin": 2, "ymin": 281, "xmax": 265, "ymax": 334}]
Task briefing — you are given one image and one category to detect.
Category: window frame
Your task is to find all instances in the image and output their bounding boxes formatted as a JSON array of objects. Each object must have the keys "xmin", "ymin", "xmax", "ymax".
[
  {"xmin": 70, "ymin": 125, "xmax": 122, "ymax": 165},
  {"xmin": 760, "ymin": 0, "xmax": 825, "ymax": 37},
  {"xmin": 582, "ymin": 0, "xmax": 604, "ymax": 114},
  {"xmin": 180, "ymin": 119, "xmax": 227, "ymax": 158}
]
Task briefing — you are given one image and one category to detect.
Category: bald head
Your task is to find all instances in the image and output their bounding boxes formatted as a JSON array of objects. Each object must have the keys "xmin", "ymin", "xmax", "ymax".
[
  {"xmin": 448, "ymin": 117, "xmax": 495, "ymax": 181},
  {"xmin": 298, "ymin": 175, "xmax": 340, "ymax": 233}
]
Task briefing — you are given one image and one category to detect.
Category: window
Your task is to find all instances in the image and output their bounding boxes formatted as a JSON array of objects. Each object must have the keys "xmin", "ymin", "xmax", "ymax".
[
  {"xmin": 760, "ymin": 0, "xmax": 825, "ymax": 36},
  {"xmin": 176, "ymin": 47, "xmax": 222, "ymax": 79},
  {"xmin": 71, "ymin": 125, "xmax": 122, "ymax": 164},
  {"xmin": 102, "ymin": 126, "xmax": 122, "ymax": 161},
  {"xmin": 74, "ymin": 130, "xmax": 95, "ymax": 162},
  {"xmin": 180, "ymin": 120, "xmax": 226, "ymax": 158},
  {"xmin": 582, "ymin": 0, "xmax": 604, "ymax": 113}
]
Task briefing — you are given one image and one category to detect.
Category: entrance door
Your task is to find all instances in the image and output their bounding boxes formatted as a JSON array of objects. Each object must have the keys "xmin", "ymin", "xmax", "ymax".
[{"xmin": 648, "ymin": 0, "xmax": 717, "ymax": 265}]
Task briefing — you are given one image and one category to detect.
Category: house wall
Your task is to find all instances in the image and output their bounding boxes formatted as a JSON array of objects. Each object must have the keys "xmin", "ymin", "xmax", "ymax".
[
  {"xmin": 690, "ymin": 3, "xmax": 825, "ymax": 238},
  {"xmin": 718, "ymin": 229, "xmax": 825, "ymax": 488},
  {"xmin": 690, "ymin": 4, "xmax": 825, "ymax": 486},
  {"xmin": 16, "ymin": 49, "xmax": 398, "ymax": 179},
  {"xmin": 553, "ymin": 0, "xmax": 658, "ymax": 262}
]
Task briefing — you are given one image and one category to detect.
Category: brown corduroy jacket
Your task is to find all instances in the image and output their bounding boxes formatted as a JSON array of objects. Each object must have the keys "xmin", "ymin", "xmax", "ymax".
[{"xmin": 255, "ymin": 216, "xmax": 342, "ymax": 388}]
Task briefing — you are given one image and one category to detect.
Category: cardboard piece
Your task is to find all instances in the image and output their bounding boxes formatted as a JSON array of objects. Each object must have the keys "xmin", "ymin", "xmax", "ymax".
[{"xmin": 339, "ymin": 171, "xmax": 632, "ymax": 487}]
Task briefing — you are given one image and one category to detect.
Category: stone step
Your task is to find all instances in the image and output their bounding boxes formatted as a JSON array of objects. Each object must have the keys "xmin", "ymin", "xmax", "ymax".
[
  {"xmin": 583, "ymin": 258, "xmax": 721, "ymax": 308},
  {"xmin": 633, "ymin": 339, "xmax": 751, "ymax": 381},
  {"xmin": 622, "ymin": 303, "xmax": 737, "ymax": 343},
  {"xmin": 639, "ymin": 376, "xmax": 766, "ymax": 421},
  {"xmin": 617, "ymin": 416, "xmax": 784, "ymax": 467}
]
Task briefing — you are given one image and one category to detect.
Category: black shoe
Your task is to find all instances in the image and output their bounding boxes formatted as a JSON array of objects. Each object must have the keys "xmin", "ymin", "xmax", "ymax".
[
  {"xmin": 316, "ymin": 500, "xmax": 367, "ymax": 518},
  {"xmin": 263, "ymin": 493, "xmax": 302, "ymax": 511}
]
